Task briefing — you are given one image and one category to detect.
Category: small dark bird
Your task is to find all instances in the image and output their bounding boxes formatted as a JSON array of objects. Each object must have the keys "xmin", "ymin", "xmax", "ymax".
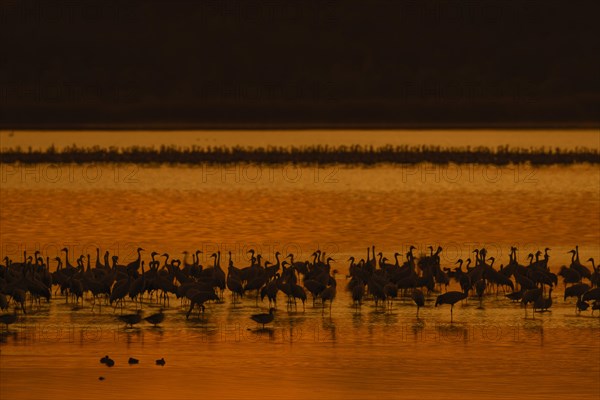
[
  {"xmin": 128, "ymin": 357, "xmax": 139, "ymax": 365},
  {"xmin": 100, "ymin": 355, "xmax": 110, "ymax": 364},
  {"xmin": 0, "ymin": 308, "xmax": 18, "ymax": 332},
  {"xmin": 105, "ymin": 358, "xmax": 115, "ymax": 367},
  {"xmin": 99, "ymin": 376, "xmax": 105, "ymax": 381},
  {"xmin": 117, "ymin": 309, "xmax": 142, "ymax": 328},
  {"xmin": 155, "ymin": 358, "xmax": 166, "ymax": 366},
  {"xmin": 144, "ymin": 308, "xmax": 165, "ymax": 326},
  {"xmin": 250, "ymin": 308, "xmax": 275, "ymax": 328}
]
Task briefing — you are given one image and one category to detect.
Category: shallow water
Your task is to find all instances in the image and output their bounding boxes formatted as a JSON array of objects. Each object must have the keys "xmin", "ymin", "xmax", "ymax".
[{"xmin": 1, "ymin": 153, "xmax": 600, "ymax": 399}]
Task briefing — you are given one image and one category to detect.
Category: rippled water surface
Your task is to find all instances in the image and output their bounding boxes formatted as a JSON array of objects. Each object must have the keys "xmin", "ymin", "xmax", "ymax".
[{"xmin": 1, "ymin": 140, "xmax": 599, "ymax": 399}]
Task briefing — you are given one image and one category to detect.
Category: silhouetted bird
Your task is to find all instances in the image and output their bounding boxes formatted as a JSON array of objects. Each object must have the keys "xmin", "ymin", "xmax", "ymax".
[
  {"xmin": 128, "ymin": 357, "xmax": 139, "ymax": 365},
  {"xmin": 582, "ymin": 287, "xmax": 600, "ymax": 302},
  {"xmin": 435, "ymin": 290, "xmax": 468, "ymax": 322},
  {"xmin": 0, "ymin": 309, "xmax": 18, "ymax": 332},
  {"xmin": 521, "ymin": 288, "xmax": 542, "ymax": 316},
  {"xmin": 564, "ymin": 283, "xmax": 590, "ymax": 301},
  {"xmin": 576, "ymin": 298, "xmax": 589, "ymax": 313},
  {"xmin": 155, "ymin": 358, "xmax": 166, "ymax": 366},
  {"xmin": 251, "ymin": 308, "xmax": 275, "ymax": 328},
  {"xmin": 411, "ymin": 289, "xmax": 425, "ymax": 318},
  {"xmin": 144, "ymin": 308, "xmax": 165, "ymax": 326},
  {"xmin": 505, "ymin": 290, "xmax": 523, "ymax": 302},
  {"xmin": 117, "ymin": 309, "xmax": 142, "ymax": 328}
]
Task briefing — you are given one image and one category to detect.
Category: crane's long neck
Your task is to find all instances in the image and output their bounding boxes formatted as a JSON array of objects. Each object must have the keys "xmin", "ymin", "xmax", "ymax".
[
  {"xmin": 275, "ymin": 253, "xmax": 280, "ymax": 267},
  {"xmin": 394, "ymin": 253, "xmax": 399, "ymax": 267},
  {"xmin": 575, "ymin": 246, "xmax": 580, "ymax": 263}
]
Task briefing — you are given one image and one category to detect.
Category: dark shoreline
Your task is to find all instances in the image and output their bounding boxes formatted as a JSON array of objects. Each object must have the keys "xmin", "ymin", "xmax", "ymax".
[{"xmin": 1, "ymin": 144, "xmax": 598, "ymax": 165}]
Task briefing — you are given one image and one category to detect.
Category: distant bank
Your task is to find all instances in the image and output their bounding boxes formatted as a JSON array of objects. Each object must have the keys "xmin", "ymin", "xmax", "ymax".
[{"xmin": 1, "ymin": 144, "xmax": 598, "ymax": 165}]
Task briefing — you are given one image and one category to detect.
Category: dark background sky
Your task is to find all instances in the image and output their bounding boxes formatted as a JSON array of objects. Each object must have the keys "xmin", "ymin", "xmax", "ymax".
[{"xmin": 1, "ymin": 0, "xmax": 599, "ymax": 128}]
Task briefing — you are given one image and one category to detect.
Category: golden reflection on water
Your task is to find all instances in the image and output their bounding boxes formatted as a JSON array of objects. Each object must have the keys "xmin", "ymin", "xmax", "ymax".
[
  {"xmin": 1, "ymin": 160, "xmax": 599, "ymax": 399},
  {"xmin": 1, "ymin": 164, "xmax": 598, "ymax": 267}
]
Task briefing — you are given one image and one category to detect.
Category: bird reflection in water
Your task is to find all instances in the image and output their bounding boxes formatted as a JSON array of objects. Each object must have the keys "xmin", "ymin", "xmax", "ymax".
[
  {"xmin": 319, "ymin": 319, "xmax": 336, "ymax": 342},
  {"xmin": 434, "ymin": 323, "xmax": 469, "ymax": 345}
]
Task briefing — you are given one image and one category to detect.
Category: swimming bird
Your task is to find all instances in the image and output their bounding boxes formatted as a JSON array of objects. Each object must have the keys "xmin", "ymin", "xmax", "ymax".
[
  {"xmin": 250, "ymin": 308, "xmax": 275, "ymax": 329},
  {"xmin": 128, "ymin": 357, "xmax": 139, "ymax": 364},
  {"xmin": 155, "ymin": 358, "xmax": 166, "ymax": 366},
  {"xmin": 144, "ymin": 308, "xmax": 165, "ymax": 326},
  {"xmin": 105, "ymin": 357, "xmax": 115, "ymax": 367},
  {"xmin": 435, "ymin": 290, "xmax": 468, "ymax": 322},
  {"xmin": 412, "ymin": 289, "xmax": 425, "ymax": 318},
  {"xmin": 117, "ymin": 309, "xmax": 142, "ymax": 328},
  {"xmin": 100, "ymin": 355, "xmax": 110, "ymax": 364}
]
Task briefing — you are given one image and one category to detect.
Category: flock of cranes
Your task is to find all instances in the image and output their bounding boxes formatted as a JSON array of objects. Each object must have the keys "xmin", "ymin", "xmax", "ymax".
[{"xmin": 1, "ymin": 245, "xmax": 599, "ymax": 330}]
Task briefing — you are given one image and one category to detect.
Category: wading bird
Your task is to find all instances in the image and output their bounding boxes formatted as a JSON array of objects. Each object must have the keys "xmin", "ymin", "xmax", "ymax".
[{"xmin": 435, "ymin": 289, "xmax": 468, "ymax": 323}]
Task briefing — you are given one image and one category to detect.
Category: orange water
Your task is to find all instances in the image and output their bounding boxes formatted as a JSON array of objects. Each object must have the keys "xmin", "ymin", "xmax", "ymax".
[{"xmin": 1, "ymin": 131, "xmax": 599, "ymax": 400}]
